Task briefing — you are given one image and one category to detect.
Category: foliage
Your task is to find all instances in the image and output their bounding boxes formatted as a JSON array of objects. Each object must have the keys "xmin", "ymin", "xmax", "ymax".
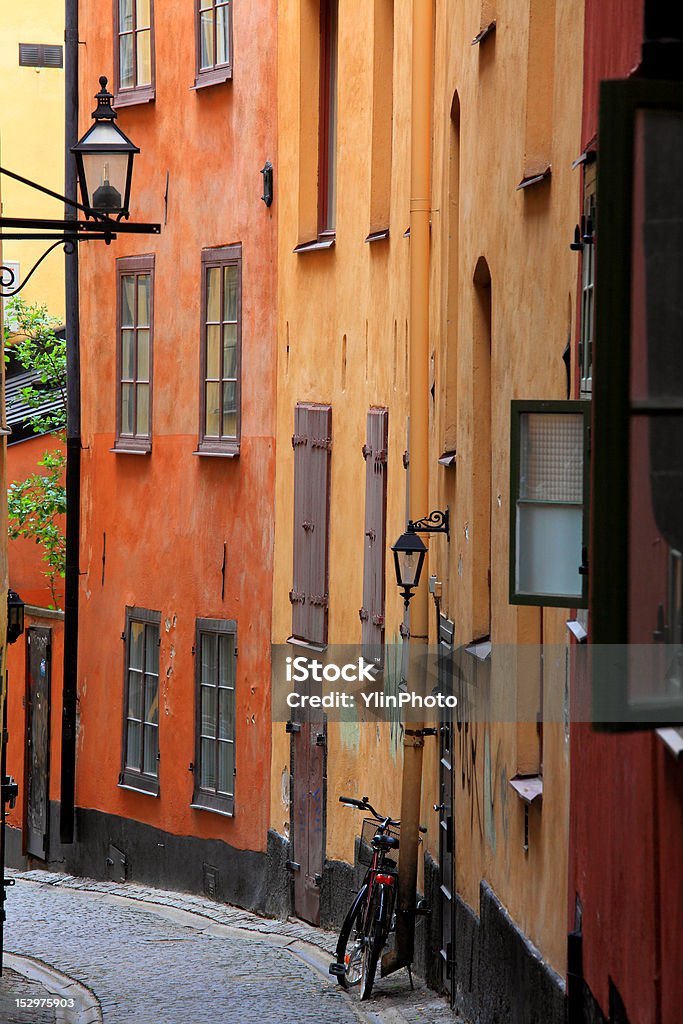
[{"xmin": 4, "ymin": 298, "xmax": 67, "ymax": 607}]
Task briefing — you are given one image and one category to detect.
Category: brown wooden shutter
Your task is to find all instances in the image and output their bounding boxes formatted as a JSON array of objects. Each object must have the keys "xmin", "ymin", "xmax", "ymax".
[
  {"xmin": 360, "ymin": 408, "xmax": 388, "ymax": 663},
  {"xmin": 291, "ymin": 403, "xmax": 332, "ymax": 645}
]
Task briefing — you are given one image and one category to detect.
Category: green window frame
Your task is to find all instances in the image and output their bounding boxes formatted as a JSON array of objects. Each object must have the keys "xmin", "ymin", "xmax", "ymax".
[
  {"xmin": 592, "ymin": 77, "xmax": 683, "ymax": 728},
  {"xmin": 509, "ymin": 399, "xmax": 590, "ymax": 608}
]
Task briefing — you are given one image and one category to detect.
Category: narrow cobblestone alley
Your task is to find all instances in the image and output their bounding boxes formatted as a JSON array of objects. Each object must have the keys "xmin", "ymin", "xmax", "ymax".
[{"xmin": 1, "ymin": 873, "xmax": 460, "ymax": 1024}]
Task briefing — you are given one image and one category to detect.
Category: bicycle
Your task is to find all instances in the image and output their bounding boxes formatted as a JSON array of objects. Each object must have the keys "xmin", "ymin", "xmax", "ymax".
[{"xmin": 328, "ymin": 795, "xmax": 402, "ymax": 1000}]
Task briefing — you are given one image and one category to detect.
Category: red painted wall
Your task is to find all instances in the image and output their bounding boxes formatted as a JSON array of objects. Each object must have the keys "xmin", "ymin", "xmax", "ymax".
[
  {"xmin": 569, "ymin": 3, "xmax": 683, "ymax": 1022},
  {"xmin": 75, "ymin": 0, "xmax": 276, "ymax": 852}
]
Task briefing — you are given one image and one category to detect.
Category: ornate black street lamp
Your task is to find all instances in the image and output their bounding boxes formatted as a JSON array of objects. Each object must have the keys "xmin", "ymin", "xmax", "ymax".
[
  {"xmin": 0, "ymin": 76, "xmax": 160, "ymax": 297},
  {"xmin": 6, "ymin": 589, "xmax": 25, "ymax": 646},
  {"xmin": 391, "ymin": 508, "xmax": 449, "ymax": 607}
]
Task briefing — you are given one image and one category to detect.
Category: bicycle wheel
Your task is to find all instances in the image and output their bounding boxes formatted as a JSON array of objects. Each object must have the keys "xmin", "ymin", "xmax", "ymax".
[
  {"xmin": 359, "ymin": 886, "xmax": 389, "ymax": 1001},
  {"xmin": 335, "ymin": 892, "xmax": 366, "ymax": 989}
]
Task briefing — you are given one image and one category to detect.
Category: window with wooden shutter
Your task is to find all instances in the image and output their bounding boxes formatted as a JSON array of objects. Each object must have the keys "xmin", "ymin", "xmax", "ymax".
[
  {"xmin": 360, "ymin": 408, "xmax": 388, "ymax": 665},
  {"xmin": 290, "ymin": 403, "xmax": 332, "ymax": 648}
]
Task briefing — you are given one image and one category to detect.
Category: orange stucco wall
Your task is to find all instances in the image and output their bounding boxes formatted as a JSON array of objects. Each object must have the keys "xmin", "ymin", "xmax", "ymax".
[
  {"xmin": 75, "ymin": 0, "xmax": 276, "ymax": 850},
  {"xmin": 7, "ymin": 433, "xmax": 66, "ymax": 609}
]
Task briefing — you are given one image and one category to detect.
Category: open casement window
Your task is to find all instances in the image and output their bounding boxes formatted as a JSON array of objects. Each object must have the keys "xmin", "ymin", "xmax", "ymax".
[
  {"xmin": 114, "ymin": 0, "xmax": 155, "ymax": 106},
  {"xmin": 194, "ymin": 0, "xmax": 233, "ymax": 88},
  {"xmin": 360, "ymin": 408, "xmax": 388, "ymax": 667},
  {"xmin": 192, "ymin": 619, "xmax": 236, "ymax": 815},
  {"xmin": 592, "ymin": 78, "xmax": 683, "ymax": 728},
  {"xmin": 197, "ymin": 244, "xmax": 242, "ymax": 456},
  {"xmin": 120, "ymin": 607, "xmax": 160, "ymax": 795},
  {"xmin": 579, "ymin": 162, "xmax": 596, "ymax": 397},
  {"xmin": 290, "ymin": 403, "xmax": 332, "ymax": 650},
  {"xmin": 115, "ymin": 255, "xmax": 154, "ymax": 453},
  {"xmin": 509, "ymin": 400, "xmax": 590, "ymax": 608}
]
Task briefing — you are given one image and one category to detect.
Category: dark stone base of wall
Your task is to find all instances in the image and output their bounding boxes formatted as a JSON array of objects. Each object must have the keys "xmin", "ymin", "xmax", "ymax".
[
  {"xmin": 5, "ymin": 803, "xmax": 272, "ymax": 917},
  {"xmin": 452, "ymin": 880, "xmax": 566, "ymax": 1024}
]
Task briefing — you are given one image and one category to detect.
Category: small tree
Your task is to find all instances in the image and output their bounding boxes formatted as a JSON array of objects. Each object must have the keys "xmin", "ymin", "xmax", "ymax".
[{"xmin": 4, "ymin": 298, "xmax": 67, "ymax": 608}]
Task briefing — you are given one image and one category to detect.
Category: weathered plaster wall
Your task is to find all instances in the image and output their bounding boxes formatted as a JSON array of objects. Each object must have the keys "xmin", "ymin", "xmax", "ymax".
[
  {"xmin": 75, "ymin": 0, "xmax": 277, "ymax": 855},
  {"xmin": 429, "ymin": 0, "xmax": 584, "ymax": 979}
]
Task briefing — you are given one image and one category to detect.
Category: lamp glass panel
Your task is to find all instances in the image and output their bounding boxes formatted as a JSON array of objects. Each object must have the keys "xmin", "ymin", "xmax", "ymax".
[
  {"xmin": 82, "ymin": 151, "xmax": 129, "ymax": 212},
  {"xmin": 398, "ymin": 550, "xmax": 421, "ymax": 587}
]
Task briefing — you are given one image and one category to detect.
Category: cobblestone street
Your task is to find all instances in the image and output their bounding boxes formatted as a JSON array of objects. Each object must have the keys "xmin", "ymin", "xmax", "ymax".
[{"xmin": 1, "ymin": 872, "xmax": 460, "ymax": 1024}]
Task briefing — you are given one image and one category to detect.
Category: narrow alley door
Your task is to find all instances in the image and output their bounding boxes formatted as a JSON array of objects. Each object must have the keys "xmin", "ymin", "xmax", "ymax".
[
  {"xmin": 291, "ymin": 720, "xmax": 326, "ymax": 925},
  {"xmin": 26, "ymin": 627, "xmax": 51, "ymax": 860},
  {"xmin": 437, "ymin": 615, "xmax": 455, "ymax": 1003}
]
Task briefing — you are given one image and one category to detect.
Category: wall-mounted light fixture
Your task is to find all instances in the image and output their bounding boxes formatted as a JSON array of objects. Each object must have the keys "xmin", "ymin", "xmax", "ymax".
[{"xmin": 6, "ymin": 589, "xmax": 25, "ymax": 645}]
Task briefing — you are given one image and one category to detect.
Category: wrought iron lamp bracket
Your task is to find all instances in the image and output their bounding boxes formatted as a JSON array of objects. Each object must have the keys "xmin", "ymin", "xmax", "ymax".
[{"xmin": 407, "ymin": 508, "xmax": 450, "ymax": 541}]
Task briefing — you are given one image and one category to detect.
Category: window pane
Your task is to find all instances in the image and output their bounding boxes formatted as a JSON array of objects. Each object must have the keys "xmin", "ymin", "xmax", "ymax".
[
  {"xmin": 136, "ymin": 383, "xmax": 150, "ymax": 436},
  {"xmin": 130, "ymin": 621, "xmax": 144, "ymax": 668},
  {"xmin": 121, "ymin": 276, "xmax": 135, "ymax": 326},
  {"xmin": 137, "ymin": 329, "xmax": 150, "ymax": 380},
  {"xmin": 143, "ymin": 724, "xmax": 158, "ymax": 774},
  {"xmin": 206, "ymin": 325, "xmax": 221, "ymax": 379},
  {"xmin": 119, "ymin": 0, "xmax": 134, "ymax": 32},
  {"xmin": 200, "ymin": 737, "xmax": 216, "ymax": 789},
  {"xmin": 137, "ymin": 28, "xmax": 152, "ymax": 86},
  {"xmin": 137, "ymin": 274, "xmax": 150, "ymax": 327},
  {"xmin": 206, "ymin": 267, "xmax": 220, "ymax": 321},
  {"xmin": 200, "ymin": 9, "xmax": 215, "ymax": 69},
  {"xmin": 137, "ymin": 0, "xmax": 151, "ymax": 29},
  {"xmin": 218, "ymin": 634, "xmax": 234, "ymax": 687},
  {"xmin": 223, "ymin": 381, "xmax": 237, "ymax": 437},
  {"xmin": 128, "ymin": 670, "xmax": 143, "ymax": 719},
  {"xmin": 223, "ymin": 324, "xmax": 237, "ymax": 378},
  {"xmin": 205, "ymin": 382, "xmax": 221, "ymax": 436},
  {"xmin": 218, "ymin": 687, "xmax": 234, "ymax": 740},
  {"xmin": 519, "ymin": 414, "xmax": 584, "ymax": 503},
  {"xmin": 126, "ymin": 720, "xmax": 141, "ymax": 769},
  {"xmin": 201, "ymin": 633, "xmax": 218, "ymax": 685},
  {"xmin": 146, "ymin": 623, "xmax": 159, "ymax": 674},
  {"xmin": 144, "ymin": 674, "xmax": 158, "ymax": 724},
  {"xmin": 122, "ymin": 330, "xmax": 135, "ymax": 380},
  {"xmin": 217, "ymin": 740, "xmax": 234, "ymax": 794},
  {"xmin": 119, "ymin": 33, "xmax": 134, "ymax": 89},
  {"xmin": 121, "ymin": 383, "xmax": 134, "ymax": 434},
  {"xmin": 216, "ymin": 3, "xmax": 230, "ymax": 66},
  {"xmin": 224, "ymin": 264, "xmax": 237, "ymax": 321},
  {"xmin": 201, "ymin": 685, "xmax": 217, "ymax": 736}
]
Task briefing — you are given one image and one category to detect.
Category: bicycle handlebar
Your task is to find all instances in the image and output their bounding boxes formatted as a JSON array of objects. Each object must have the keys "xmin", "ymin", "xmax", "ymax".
[{"xmin": 339, "ymin": 795, "xmax": 399, "ymax": 826}]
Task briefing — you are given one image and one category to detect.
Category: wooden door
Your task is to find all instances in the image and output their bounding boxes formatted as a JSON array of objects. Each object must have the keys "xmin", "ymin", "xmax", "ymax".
[
  {"xmin": 291, "ymin": 719, "xmax": 326, "ymax": 925},
  {"xmin": 26, "ymin": 627, "xmax": 51, "ymax": 860}
]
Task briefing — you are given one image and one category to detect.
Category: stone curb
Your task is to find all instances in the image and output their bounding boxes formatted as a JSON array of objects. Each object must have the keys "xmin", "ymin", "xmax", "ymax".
[{"xmin": 3, "ymin": 952, "xmax": 102, "ymax": 1024}]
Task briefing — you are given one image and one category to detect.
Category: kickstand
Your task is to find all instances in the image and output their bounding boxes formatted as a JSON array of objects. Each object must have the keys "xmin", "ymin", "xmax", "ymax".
[{"xmin": 407, "ymin": 965, "xmax": 414, "ymax": 991}]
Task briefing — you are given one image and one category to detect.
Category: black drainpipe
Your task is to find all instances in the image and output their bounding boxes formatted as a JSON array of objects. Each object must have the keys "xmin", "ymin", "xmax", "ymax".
[{"xmin": 60, "ymin": 0, "xmax": 80, "ymax": 846}]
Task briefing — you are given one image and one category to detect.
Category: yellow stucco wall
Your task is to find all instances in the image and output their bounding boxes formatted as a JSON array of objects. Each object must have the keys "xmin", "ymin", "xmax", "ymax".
[
  {"xmin": 0, "ymin": 1, "xmax": 65, "ymax": 319},
  {"xmin": 271, "ymin": 0, "xmax": 414, "ymax": 864},
  {"xmin": 428, "ymin": 0, "xmax": 584, "ymax": 973}
]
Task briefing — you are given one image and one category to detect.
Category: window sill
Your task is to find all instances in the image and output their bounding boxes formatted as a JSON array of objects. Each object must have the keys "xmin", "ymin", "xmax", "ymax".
[
  {"xmin": 286, "ymin": 635, "xmax": 328, "ymax": 653},
  {"xmin": 516, "ymin": 166, "xmax": 552, "ymax": 190},
  {"xmin": 111, "ymin": 444, "xmax": 152, "ymax": 455},
  {"xmin": 293, "ymin": 236, "xmax": 336, "ymax": 254},
  {"xmin": 190, "ymin": 801, "xmax": 234, "ymax": 818},
  {"xmin": 193, "ymin": 442, "xmax": 240, "ymax": 458},
  {"xmin": 656, "ymin": 728, "xmax": 683, "ymax": 760},
  {"xmin": 365, "ymin": 229, "xmax": 389, "ymax": 244},
  {"xmin": 192, "ymin": 66, "xmax": 233, "ymax": 90},
  {"xmin": 566, "ymin": 619, "xmax": 588, "ymax": 643},
  {"xmin": 113, "ymin": 86, "xmax": 155, "ymax": 108},
  {"xmin": 118, "ymin": 776, "xmax": 159, "ymax": 797}
]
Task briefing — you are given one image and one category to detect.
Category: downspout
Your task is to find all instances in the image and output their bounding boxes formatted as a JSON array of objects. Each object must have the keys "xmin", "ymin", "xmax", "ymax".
[
  {"xmin": 60, "ymin": 0, "xmax": 80, "ymax": 845},
  {"xmin": 383, "ymin": 0, "xmax": 433, "ymax": 976}
]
